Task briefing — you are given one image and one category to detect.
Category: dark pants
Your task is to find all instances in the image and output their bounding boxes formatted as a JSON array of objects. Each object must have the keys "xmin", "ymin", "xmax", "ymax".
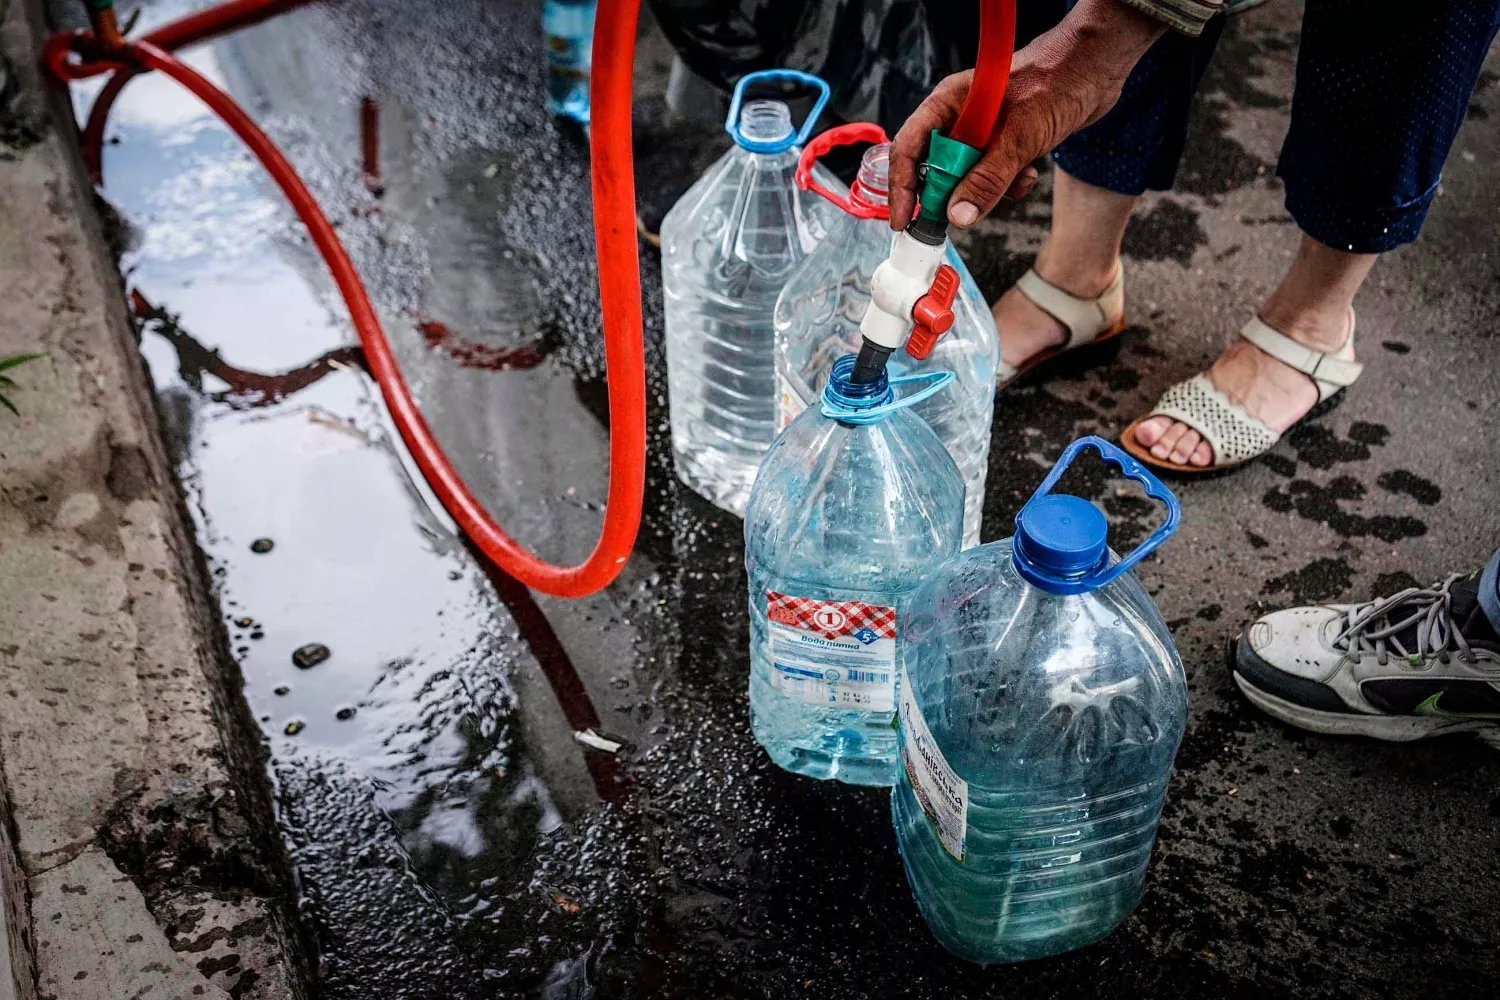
[{"xmin": 1051, "ymin": 0, "xmax": 1500, "ymax": 253}]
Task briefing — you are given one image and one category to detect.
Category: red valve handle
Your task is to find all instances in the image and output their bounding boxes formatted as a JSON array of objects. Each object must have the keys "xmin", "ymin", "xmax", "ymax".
[
  {"xmin": 794, "ymin": 121, "xmax": 890, "ymax": 220},
  {"xmin": 906, "ymin": 264, "xmax": 960, "ymax": 360}
]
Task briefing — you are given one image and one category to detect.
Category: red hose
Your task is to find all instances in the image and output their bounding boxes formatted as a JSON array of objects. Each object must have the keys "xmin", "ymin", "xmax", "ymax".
[
  {"xmin": 949, "ymin": 0, "xmax": 1016, "ymax": 149},
  {"xmin": 49, "ymin": 1, "xmax": 647, "ymax": 599}
]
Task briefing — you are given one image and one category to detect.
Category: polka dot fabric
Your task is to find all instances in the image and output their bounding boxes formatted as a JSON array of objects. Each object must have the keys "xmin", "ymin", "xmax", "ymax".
[{"xmin": 1051, "ymin": 0, "xmax": 1500, "ymax": 253}]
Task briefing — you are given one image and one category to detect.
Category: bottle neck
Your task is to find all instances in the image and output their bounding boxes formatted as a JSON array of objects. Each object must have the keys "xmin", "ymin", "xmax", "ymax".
[{"xmin": 849, "ymin": 142, "xmax": 891, "ymax": 215}]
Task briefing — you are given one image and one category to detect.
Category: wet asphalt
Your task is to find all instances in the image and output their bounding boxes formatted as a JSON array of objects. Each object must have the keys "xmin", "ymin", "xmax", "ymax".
[{"xmin": 82, "ymin": 0, "xmax": 1500, "ymax": 997}]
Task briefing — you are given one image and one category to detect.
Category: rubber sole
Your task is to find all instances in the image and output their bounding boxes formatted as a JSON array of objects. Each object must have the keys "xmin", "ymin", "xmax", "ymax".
[
  {"xmin": 1233, "ymin": 669, "xmax": 1500, "ymax": 744},
  {"xmin": 996, "ymin": 317, "xmax": 1127, "ymax": 392}
]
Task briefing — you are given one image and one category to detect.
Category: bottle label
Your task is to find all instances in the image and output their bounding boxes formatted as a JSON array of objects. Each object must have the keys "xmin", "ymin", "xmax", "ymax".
[
  {"xmin": 898, "ymin": 663, "xmax": 968, "ymax": 862},
  {"xmin": 764, "ymin": 591, "xmax": 897, "ymax": 711},
  {"xmin": 775, "ymin": 370, "xmax": 810, "ymax": 430}
]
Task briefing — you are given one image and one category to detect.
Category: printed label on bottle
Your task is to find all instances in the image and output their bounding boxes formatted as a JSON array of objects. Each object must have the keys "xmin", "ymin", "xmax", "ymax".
[
  {"xmin": 775, "ymin": 371, "xmax": 810, "ymax": 430},
  {"xmin": 899, "ymin": 663, "xmax": 968, "ymax": 862},
  {"xmin": 764, "ymin": 591, "xmax": 897, "ymax": 711}
]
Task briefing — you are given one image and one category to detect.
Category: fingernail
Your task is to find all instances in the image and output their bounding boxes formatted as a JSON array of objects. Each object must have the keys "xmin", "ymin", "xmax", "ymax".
[{"xmin": 949, "ymin": 201, "xmax": 978, "ymax": 227}]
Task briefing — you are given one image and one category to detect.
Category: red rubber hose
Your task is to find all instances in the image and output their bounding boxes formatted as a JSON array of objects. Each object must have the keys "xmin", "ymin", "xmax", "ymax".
[
  {"xmin": 949, "ymin": 0, "xmax": 1016, "ymax": 150},
  {"xmin": 50, "ymin": 1, "xmax": 648, "ymax": 599}
]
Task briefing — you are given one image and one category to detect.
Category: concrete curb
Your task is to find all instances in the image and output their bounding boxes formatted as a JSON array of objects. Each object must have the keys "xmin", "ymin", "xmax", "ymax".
[{"xmin": 0, "ymin": 2, "xmax": 306, "ymax": 997}]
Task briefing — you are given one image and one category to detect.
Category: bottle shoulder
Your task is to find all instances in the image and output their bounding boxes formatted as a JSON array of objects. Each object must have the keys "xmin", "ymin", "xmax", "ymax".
[{"xmin": 903, "ymin": 542, "xmax": 1187, "ymax": 778}]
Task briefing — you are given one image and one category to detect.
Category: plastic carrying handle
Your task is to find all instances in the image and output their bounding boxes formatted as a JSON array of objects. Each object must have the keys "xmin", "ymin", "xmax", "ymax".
[
  {"xmin": 1017, "ymin": 436, "xmax": 1181, "ymax": 591},
  {"xmin": 726, "ymin": 69, "xmax": 831, "ymax": 154},
  {"xmin": 795, "ymin": 121, "xmax": 890, "ymax": 219}
]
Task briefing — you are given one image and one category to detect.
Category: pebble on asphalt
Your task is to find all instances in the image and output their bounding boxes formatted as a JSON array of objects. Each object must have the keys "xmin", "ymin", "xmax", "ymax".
[
  {"xmin": 336, "ymin": 706, "xmax": 357, "ymax": 721},
  {"xmin": 250, "ymin": 537, "xmax": 275, "ymax": 553},
  {"xmin": 284, "ymin": 720, "xmax": 305, "ymax": 736},
  {"xmin": 293, "ymin": 643, "xmax": 331, "ymax": 669}
]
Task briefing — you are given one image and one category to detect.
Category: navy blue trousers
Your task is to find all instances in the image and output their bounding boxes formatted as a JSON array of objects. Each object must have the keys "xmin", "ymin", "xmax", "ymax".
[{"xmin": 1051, "ymin": 0, "xmax": 1500, "ymax": 253}]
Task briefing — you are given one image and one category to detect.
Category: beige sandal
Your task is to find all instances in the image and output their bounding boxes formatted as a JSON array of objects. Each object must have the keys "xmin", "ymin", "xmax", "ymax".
[
  {"xmin": 998, "ymin": 264, "xmax": 1127, "ymax": 390},
  {"xmin": 1121, "ymin": 312, "xmax": 1364, "ymax": 474}
]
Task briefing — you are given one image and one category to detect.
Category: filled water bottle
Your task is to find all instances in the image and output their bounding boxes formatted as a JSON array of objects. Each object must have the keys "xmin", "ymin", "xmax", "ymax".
[
  {"xmin": 542, "ymin": 0, "xmax": 595, "ymax": 123},
  {"xmin": 893, "ymin": 437, "xmax": 1185, "ymax": 962},
  {"xmin": 744, "ymin": 356, "xmax": 964, "ymax": 786},
  {"xmin": 662, "ymin": 70, "xmax": 841, "ymax": 515},
  {"xmin": 775, "ymin": 124, "xmax": 999, "ymax": 549}
]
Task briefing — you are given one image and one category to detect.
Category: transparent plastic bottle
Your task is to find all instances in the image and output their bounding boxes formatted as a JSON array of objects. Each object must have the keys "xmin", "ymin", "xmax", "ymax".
[
  {"xmin": 662, "ymin": 71, "xmax": 840, "ymax": 515},
  {"xmin": 893, "ymin": 438, "xmax": 1186, "ymax": 963},
  {"xmin": 774, "ymin": 139, "xmax": 999, "ymax": 548},
  {"xmin": 542, "ymin": 0, "xmax": 596, "ymax": 123},
  {"xmin": 745, "ymin": 356, "xmax": 965, "ymax": 786}
]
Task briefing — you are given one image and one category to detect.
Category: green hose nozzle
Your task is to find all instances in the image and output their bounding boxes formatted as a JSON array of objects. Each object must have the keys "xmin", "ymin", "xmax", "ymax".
[{"xmin": 915, "ymin": 130, "xmax": 983, "ymax": 228}]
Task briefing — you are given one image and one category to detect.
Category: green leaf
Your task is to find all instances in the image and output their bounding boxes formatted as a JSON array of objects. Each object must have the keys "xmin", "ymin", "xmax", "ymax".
[
  {"xmin": 0, "ymin": 393, "xmax": 16, "ymax": 416},
  {"xmin": 0, "ymin": 376, "xmax": 14, "ymax": 389},
  {"xmin": 0, "ymin": 353, "xmax": 46, "ymax": 372}
]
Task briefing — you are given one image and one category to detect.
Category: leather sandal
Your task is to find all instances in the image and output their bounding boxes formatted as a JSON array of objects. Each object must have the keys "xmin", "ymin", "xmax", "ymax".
[
  {"xmin": 998, "ymin": 264, "xmax": 1127, "ymax": 390},
  {"xmin": 1120, "ymin": 311, "xmax": 1364, "ymax": 474}
]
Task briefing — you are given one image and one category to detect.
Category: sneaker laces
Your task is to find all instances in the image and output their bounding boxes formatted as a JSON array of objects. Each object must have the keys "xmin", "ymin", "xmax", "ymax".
[{"xmin": 1333, "ymin": 574, "xmax": 1474, "ymax": 667}]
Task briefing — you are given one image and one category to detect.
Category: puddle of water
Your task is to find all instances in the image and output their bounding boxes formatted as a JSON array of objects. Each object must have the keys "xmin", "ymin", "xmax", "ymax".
[{"xmin": 81, "ymin": 2, "xmax": 1274, "ymax": 998}]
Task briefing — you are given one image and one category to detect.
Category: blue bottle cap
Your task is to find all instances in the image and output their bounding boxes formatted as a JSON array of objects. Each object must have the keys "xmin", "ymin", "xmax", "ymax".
[
  {"xmin": 1014, "ymin": 495, "xmax": 1109, "ymax": 587},
  {"xmin": 1010, "ymin": 438, "xmax": 1182, "ymax": 596}
]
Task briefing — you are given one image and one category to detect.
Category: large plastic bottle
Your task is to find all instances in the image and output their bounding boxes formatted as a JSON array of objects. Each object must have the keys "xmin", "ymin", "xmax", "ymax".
[
  {"xmin": 542, "ymin": 0, "xmax": 596, "ymax": 123},
  {"xmin": 774, "ymin": 127, "xmax": 999, "ymax": 549},
  {"xmin": 893, "ymin": 438, "xmax": 1185, "ymax": 963},
  {"xmin": 661, "ymin": 70, "xmax": 840, "ymax": 515},
  {"xmin": 744, "ymin": 356, "xmax": 965, "ymax": 786}
]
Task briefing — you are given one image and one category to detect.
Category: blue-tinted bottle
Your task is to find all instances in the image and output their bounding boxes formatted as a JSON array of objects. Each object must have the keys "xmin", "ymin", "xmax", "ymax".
[
  {"xmin": 894, "ymin": 438, "xmax": 1186, "ymax": 962},
  {"xmin": 745, "ymin": 357, "xmax": 964, "ymax": 786},
  {"xmin": 543, "ymin": 0, "xmax": 596, "ymax": 123}
]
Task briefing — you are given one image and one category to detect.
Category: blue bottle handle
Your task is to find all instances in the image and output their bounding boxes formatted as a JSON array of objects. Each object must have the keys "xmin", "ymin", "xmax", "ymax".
[
  {"xmin": 725, "ymin": 70, "xmax": 831, "ymax": 154},
  {"xmin": 1019, "ymin": 436, "xmax": 1182, "ymax": 589}
]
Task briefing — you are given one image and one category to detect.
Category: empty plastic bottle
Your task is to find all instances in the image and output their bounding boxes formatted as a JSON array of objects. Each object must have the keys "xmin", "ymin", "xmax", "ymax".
[
  {"xmin": 662, "ymin": 70, "xmax": 841, "ymax": 515},
  {"xmin": 774, "ymin": 128, "xmax": 999, "ymax": 549},
  {"xmin": 893, "ymin": 437, "xmax": 1185, "ymax": 963},
  {"xmin": 745, "ymin": 356, "xmax": 964, "ymax": 786},
  {"xmin": 542, "ymin": 0, "xmax": 596, "ymax": 124}
]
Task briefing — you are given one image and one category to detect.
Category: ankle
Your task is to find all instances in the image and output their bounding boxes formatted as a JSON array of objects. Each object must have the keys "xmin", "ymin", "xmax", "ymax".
[
  {"xmin": 1256, "ymin": 297, "xmax": 1353, "ymax": 354},
  {"xmin": 1032, "ymin": 243, "xmax": 1119, "ymax": 300}
]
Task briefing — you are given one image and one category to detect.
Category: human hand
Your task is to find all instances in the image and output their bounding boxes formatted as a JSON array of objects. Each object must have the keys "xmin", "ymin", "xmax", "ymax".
[{"xmin": 888, "ymin": 0, "xmax": 1166, "ymax": 230}]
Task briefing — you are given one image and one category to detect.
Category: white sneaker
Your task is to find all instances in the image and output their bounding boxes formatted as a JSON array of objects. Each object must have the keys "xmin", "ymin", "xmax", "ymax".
[{"xmin": 1234, "ymin": 570, "xmax": 1500, "ymax": 744}]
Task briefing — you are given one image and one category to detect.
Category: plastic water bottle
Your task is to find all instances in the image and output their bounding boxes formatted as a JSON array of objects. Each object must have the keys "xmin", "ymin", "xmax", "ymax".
[
  {"xmin": 893, "ymin": 438, "xmax": 1185, "ymax": 962},
  {"xmin": 774, "ymin": 130, "xmax": 999, "ymax": 549},
  {"xmin": 744, "ymin": 356, "xmax": 964, "ymax": 786},
  {"xmin": 662, "ymin": 70, "xmax": 841, "ymax": 515},
  {"xmin": 543, "ymin": 0, "xmax": 595, "ymax": 123}
]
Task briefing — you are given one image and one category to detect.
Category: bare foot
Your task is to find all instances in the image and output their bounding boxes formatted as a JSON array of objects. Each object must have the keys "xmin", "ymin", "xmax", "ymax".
[{"xmin": 1133, "ymin": 315, "xmax": 1352, "ymax": 467}]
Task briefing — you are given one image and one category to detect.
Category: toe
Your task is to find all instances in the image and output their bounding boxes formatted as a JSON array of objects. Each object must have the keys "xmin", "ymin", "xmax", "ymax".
[
  {"xmin": 1150, "ymin": 422, "xmax": 1187, "ymax": 460},
  {"xmin": 1133, "ymin": 416, "xmax": 1172, "ymax": 449},
  {"xmin": 1189, "ymin": 440, "xmax": 1213, "ymax": 467},
  {"xmin": 1169, "ymin": 429, "xmax": 1202, "ymax": 466}
]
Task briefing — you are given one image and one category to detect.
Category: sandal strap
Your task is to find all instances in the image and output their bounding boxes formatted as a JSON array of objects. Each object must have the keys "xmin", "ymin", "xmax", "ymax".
[
  {"xmin": 1148, "ymin": 374, "xmax": 1281, "ymax": 467},
  {"xmin": 1015, "ymin": 265, "xmax": 1124, "ymax": 349},
  {"xmin": 1239, "ymin": 312, "xmax": 1362, "ymax": 400}
]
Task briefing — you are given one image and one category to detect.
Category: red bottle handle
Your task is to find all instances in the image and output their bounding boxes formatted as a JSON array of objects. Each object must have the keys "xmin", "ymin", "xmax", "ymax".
[{"xmin": 794, "ymin": 122, "xmax": 891, "ymax": 220}]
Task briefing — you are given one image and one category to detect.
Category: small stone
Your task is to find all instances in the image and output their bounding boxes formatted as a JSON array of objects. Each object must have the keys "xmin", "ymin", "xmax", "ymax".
[
  {"xmin": 292, "ymin": 643, "xmax": 330, "ymax": 669},
  {"xmin": 250, "ymin": 538, "xmax": 275, "ymax": 554},
  {"xmin": 235, "ymin": 616, "xmax": 254, "ymax": 628},
  {"xmin": 250, "ymin": 631, "xmax": 264, "ymax": 640},
  {"xmin": 448, "ymin": 570, "xmax": 462, "ymax": 581},
  {"xmin": 274, "ymin": 686, "xmax": 290, "ymax": 696},
  {"xmin": 284, "ymin": 720, "xmax": 305, "ymax": 736},
  {"xmin": 335, "ymin": 706, "xmax": 357, "ymax": 721}
]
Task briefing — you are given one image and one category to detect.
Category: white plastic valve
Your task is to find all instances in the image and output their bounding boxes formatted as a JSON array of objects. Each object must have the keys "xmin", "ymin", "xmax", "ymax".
[{"xmin": 859, "ymin": 230, "xmax": 948, "ymax": 350}]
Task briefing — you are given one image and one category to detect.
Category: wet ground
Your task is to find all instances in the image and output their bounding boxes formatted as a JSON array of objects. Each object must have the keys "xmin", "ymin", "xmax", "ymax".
[{"xmin": 76, "ymin": 0, "xmax": 1500, "ymax": 996}]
